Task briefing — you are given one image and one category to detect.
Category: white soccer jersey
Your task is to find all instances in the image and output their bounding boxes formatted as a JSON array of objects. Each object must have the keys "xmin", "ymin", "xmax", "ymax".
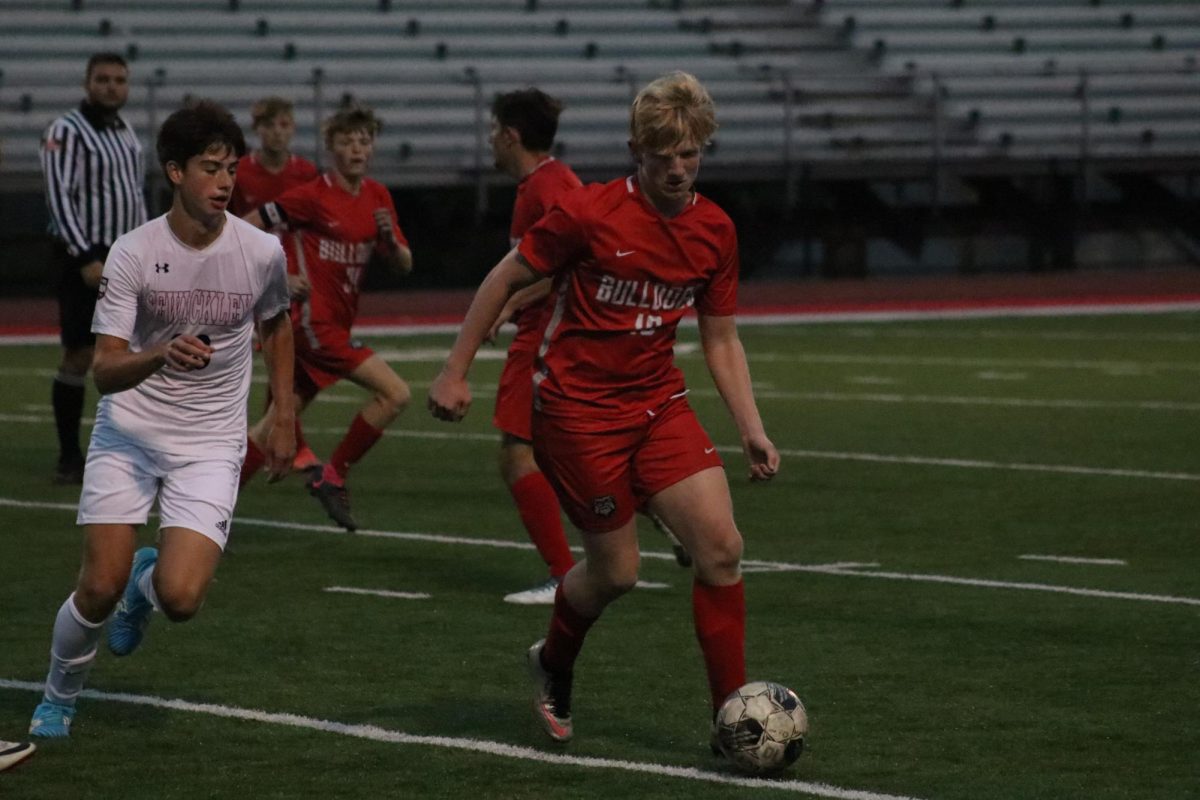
[{"xmin": 91, "ymin": 212, "xmax": 290, "ymax": 457}]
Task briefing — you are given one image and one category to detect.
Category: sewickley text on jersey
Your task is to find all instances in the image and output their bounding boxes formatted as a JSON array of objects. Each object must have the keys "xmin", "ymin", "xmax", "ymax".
[{"xmin": 147, "ymin": 289, "xmax": 254, "ymax": 326}]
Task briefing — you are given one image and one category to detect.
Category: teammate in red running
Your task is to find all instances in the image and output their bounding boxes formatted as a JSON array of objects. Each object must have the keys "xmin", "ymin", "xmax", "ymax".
[
  {"xmin": 229, "ymin": 97, "xmax": 318, "ymax": 219},
  {"xmin": 428, "ymin": 72, "xmax": 779, "ymax": 746},
  {"xmin": 486, "ymin": 89, "xmax": 582, "ymax": 605},
  {"xmin": 229, "ymin": 96, "xmax": 322, "ymax": 474},
  {"xmin": 241, "ymin": 105, "xmax": 413, "ymax": 531}
]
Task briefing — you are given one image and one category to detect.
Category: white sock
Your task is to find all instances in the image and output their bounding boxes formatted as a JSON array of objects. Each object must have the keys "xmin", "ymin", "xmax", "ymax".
[
  {"xmin": 43, "ymin": 593, "xmax": 103, "ymax": 706},
  {"xmin": 136, "ymin": 564, "xmax": 161, "ymax": 612}
]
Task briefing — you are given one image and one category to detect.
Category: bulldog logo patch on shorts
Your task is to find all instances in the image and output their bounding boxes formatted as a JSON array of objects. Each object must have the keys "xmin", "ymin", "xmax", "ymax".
[{"xmin": 592, "ymin": 495, "xmax": 616, "ymax": 518}]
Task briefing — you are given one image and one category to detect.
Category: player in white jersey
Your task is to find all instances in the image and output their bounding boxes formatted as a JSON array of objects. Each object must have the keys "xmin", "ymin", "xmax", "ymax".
[{"xmin": 27, "ymin": 101, "xmax": 295, "ymax": 739}]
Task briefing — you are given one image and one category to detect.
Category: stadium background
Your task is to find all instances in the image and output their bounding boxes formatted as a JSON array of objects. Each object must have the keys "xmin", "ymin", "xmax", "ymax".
[
  {"xmin": 2, "ymin": 3, "xmax": 1200, "ymax": 799},
  {"xmin": 2, "ymin": 0, "xmax": 1198, "ymax": 302}
]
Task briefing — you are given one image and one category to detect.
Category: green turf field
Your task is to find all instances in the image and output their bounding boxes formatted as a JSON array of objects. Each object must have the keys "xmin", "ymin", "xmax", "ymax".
[{"xmin": 1, "ymin": 312, "xmax": 1197, "ymax": 799}]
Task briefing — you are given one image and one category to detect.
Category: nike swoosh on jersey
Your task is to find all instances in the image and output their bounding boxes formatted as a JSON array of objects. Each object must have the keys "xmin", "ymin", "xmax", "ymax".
[{"xmin": 616, "ymin": 249, "xmax": 636, "ymax": 257}]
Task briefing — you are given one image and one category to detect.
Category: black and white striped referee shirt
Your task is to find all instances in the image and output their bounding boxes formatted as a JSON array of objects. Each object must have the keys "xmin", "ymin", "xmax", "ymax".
[{"xmin": 41, "ymin": 102, "xmax": 147, "ymax": 262}]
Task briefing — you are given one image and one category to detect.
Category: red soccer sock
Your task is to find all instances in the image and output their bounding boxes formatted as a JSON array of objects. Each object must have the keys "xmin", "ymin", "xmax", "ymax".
[
  {"xmin": 541, "ymin": 583, "xmax": 598, "ymax": 676},
  {"xmin": 510, "ymin": 471, "xmax": 574, "ymax": 578},
  {"xmin": 329, "ymin": 413, "xmax": 383, "ymax": 480},
  {"xmin": 240, "ymin": 437, "xmax": 266, "ymax": 488},
  {"xmin": 693, "ymin": 578, "xmax": 747, "ymax": 713}
]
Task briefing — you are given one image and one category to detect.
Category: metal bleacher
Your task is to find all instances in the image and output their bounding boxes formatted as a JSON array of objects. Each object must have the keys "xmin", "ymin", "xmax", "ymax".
[
  {"xmin": 1, "ymin": 0, "xmax": 869, "ymax": 187},
  {"xmin": 1, "ymin": 0, "xmax": 1198, "ymax": 190}
]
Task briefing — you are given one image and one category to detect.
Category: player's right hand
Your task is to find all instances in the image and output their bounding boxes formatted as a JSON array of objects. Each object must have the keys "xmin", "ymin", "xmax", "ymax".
[
  {"xmin": 427, "ymin": 371, "xmax": 471, "ymax": 422},
  {"xmin": 162, "ymin": 333, "xmax": 214, "ymax": 372},
  {"xmin": 287, "ymin": 274, "xmax": 311, "ymax": 301}
]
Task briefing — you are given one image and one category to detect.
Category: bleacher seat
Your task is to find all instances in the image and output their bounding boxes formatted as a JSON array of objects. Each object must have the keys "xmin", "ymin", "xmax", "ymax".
[{"xmin": 1, "ymin": 0, "xmax": 1198, "ymax": 184}]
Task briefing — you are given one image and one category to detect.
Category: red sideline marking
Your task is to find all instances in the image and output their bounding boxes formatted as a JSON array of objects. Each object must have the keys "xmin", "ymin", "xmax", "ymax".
[
  {"xmin": 738, "ymin": 293, "xmax": 1200, "ymax": 316},
  {"xmin": 2, "ymin": 293, "xmax": 1197, "ymax": 338}
]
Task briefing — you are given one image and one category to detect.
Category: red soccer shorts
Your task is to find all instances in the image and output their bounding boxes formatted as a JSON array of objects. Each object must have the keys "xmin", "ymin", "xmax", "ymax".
[
  {"xmin": 292, "ymin": 322, "xmax": 375, "ymax": 397},
  {"xmin": 532, "ymin": 397, "xmax": 724, "ymax": 533},
  {"xmin": 493, "ymin": 339, "xmax": 537, "ymax": 440}
]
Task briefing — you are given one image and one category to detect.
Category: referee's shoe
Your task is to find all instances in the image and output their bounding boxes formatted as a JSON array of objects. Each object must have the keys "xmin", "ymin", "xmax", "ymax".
[{"xmin": 0, "ymin": 740, "xmax": 35, "ymax": 772}]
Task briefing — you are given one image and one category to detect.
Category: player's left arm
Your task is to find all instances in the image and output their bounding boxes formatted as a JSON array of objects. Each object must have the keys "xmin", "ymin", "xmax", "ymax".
[
  {"xmin": 698, "ymin": 313, "xmax": 779, "ymax": 482},
  {"xmin": 256, "ymin": 309, "xmax": 296, "ymax": 482}
]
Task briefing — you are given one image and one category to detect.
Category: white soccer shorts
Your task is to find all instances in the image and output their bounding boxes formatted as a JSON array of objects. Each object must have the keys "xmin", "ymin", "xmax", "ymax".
[{"xmin": 77, "ymin": 439, "xmax": 240, "ymax": 550}]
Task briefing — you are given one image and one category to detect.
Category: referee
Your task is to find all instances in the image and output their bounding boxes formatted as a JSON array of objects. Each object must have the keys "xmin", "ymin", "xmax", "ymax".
[{"xmin": 41, "ymin": 52, "xmax": 147, "ymax": 484}]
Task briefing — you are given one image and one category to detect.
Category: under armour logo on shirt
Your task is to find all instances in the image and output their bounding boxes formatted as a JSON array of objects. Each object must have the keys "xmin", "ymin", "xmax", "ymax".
[{"xmin": 155, "ymin": 263, "xmax": 170, "ymax": 273}]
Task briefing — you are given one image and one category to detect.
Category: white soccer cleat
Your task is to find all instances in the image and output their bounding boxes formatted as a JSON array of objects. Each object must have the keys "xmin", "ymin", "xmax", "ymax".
[
  {"xmin": 504, "ymin": 576, "xmax": 561, "ymax": 605},
  {"xmin": 526, "ymin": 639, "xmax": 573, "ymax": 742},
  {"xmin": 0, "ymin": 740, "xmax": 36, "ymax": 771}
]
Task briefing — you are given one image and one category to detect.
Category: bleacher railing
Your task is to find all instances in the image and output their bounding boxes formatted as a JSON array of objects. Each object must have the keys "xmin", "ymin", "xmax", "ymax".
[{"xmin": 3, "ymin": 60, "xmax": 1199, "ymax": 219}]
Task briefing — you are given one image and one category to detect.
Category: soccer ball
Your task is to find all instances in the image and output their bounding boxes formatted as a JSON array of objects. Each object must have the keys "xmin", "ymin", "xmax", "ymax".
[{"xmin": 714, "ymin": 681, "xmax": 808, "ymax": 775}]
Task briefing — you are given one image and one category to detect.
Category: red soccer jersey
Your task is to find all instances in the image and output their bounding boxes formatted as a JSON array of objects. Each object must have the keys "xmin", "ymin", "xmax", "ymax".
[
  {"xmin": 510, "ymin": 157, "xmax": 583, "ymax": 244},
  {"xmin": 508, "ymin": 157, "xmax": 582, "ymax": 350},
  {"xmin": 230, "ymin": 153, "xmax": 318, "ymax": 273},
  {"xmin": 518, "ymin": 175, "xmax": 739, "ymax": 429},
  {"xmin": 269, "ymin": 173, "xmax": 408, "ymax": 332},
  {"xmin": 229, "ymin": 153, "xmax": 319, "ymax": 217}
]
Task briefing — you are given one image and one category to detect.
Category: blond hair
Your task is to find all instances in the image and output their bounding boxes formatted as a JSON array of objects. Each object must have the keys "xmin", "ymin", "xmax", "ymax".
[
  {"xmin": 250, "ymin": 96, "xmax": 294, "ymax": 128},
  {"xmin": 629, "ymin": 71, "xmax": 717, "ymax": 152},
  {"xmin": 322, "ymin": 105, "xmax": 382, "ymax": 149}
]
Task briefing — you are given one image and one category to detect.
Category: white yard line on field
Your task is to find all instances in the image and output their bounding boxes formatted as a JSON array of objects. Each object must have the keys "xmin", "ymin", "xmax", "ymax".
[
  {"xmin": 1018, "ymin": 555, "xmax": 1127, "ymax": 566},
  {"xmin": 324, "ymin": 586, "xmax": 431, "ymax": 600},
  {"xmin": 718, "ymin": 389, "xmax": 1200, "ymax": 412},
  {"xmin": 733, "ymin": 352, "xmax": 1200, "ymax": 374},
  {"xmin": 818, "ymin": 327, "xmax": 1200, "ymax": 344},
  {"xmin": 0, "ymin": 679, "xmax": 923, "ymax": 800},
  {"xmin": 0, "ymin": 411, "xmax": 1194, "ymax": 479},
  {"xmin": 766, "ymin": 447, "xmax": 1200, "ymax": 482},
  {"xmin": 1, "ymin": 363, "xmax": 1197, "ymax": 411},
  {"xmin": 2, "ymin": 497, "xmax": 1196, "ymax": 608},
  {"xmin": 367, "ymin": 429, "xmax": 1200, "ymax": 482},
  {"xmin": 322, "ymin": 381, "xmax": 1200, "ymax": 413},
  {"xmin": 732, "ymin": 302, "xmax": 1200, "ymax": 325}
]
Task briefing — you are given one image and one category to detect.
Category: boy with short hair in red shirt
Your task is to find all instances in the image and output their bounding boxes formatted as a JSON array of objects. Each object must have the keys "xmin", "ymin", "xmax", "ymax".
[
  {"xmin": 230, "ymin": 96, "xmax": 321, "ymax": 473},
  {"xmin": 487, "ymin": 88, "xmax": 582, "ymax": 605},
  {"xmin": 429, "ymin": 72, "xmax": 779, "ymax": 748},
  {"xmin": 229, "ymin": 96, "xmax": 318, "ymax": 219},
  {"xmin": 242, "ymin": 106, "xmax": 413, "ymax": 531}
]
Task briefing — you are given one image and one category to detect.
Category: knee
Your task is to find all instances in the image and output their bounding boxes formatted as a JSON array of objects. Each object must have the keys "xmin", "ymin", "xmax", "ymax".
[
  {"xmin": 497, "ymin": 443, "xmax": 538, "ymax": 486},
  {"xmin": 154, "ymin": 582, "xmax": 205, "ymax": 623},
  {"xmin": 592, "ymin": 558, "xmax": 639, "ymax": 602},
  {"xmin": 695, "ymin": 528, "xmax": 744, "ymax": 583},
  {"xmin": 380, "ymin": 381, "xmax": 411, "ymax": 417},
  {"xmin": 75, "ymin": 574, "xmax": 125, "ymax": 618}
]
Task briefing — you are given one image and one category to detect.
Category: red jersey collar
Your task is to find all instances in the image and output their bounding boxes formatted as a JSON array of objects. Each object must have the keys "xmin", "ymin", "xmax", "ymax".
[
  {"xmin": 519, "ymin": 155, "xmax": 556, "ymax": 184},
  {"xmin": 625, "ymin": 175, "xmax": 699, "ymax": 219}
]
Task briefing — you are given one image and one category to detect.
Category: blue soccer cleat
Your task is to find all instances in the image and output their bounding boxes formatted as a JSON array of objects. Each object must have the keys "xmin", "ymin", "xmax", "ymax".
[
  {"xmin": 107, "ymin": 546, "xmax": 158, "ymax": 657},
  {"xmin": 28, "ymin": 699, "xmax": 74, "ymax": 739}
]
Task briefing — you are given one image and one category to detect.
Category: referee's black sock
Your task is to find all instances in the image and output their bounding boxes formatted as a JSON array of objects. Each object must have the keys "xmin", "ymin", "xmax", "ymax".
[{"xmin": 52, "ymin": 374, "xmax": 86, "ymax": 463}]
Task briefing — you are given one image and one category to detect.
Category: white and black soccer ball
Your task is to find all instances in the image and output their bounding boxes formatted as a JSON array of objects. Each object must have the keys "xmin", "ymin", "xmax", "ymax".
[{"xmin": 714, "ymin": 681, "xmax": 808, "ymax": 775}]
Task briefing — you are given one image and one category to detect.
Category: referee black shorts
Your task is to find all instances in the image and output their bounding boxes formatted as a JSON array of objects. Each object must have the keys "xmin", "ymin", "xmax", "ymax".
[{"xmin": 55, "ymin": 241, "xmax": 108, "ymax": 350}]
